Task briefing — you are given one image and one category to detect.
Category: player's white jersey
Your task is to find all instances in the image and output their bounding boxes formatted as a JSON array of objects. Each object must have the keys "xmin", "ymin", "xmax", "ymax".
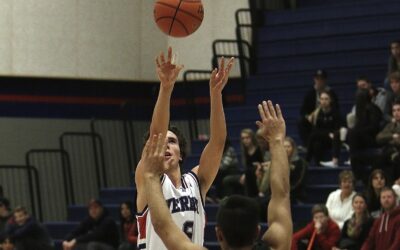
[{"xmin": 136, "ymin": 171, "xmax": 206, "ymax": 250}]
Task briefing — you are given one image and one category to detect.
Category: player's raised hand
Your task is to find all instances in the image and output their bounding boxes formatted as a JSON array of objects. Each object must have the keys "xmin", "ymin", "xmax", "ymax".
[
  {"xmin": 142, "ymin": 133, "xmax": 171, "ymax": 177},
  {"xmin": 256, "ymin": 100, "xmax": 286, "ymax": 142},
  {"xmin": 155, "ymin": 47, "xmax": 184, "ymax": 89},
  {"xmin": 209, "ymin": 57, "xmax": 235, "ymax": 93}
]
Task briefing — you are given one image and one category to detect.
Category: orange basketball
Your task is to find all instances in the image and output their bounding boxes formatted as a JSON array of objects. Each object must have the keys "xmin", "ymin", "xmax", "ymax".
[{"xmin": 154, "ymin": 0, "xmax": 204, "ymax": 38}]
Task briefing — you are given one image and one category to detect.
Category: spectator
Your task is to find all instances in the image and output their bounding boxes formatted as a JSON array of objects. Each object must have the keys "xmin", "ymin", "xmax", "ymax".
[
  {"xmin": 376, "ymin": 99, "xmax": 400, "ymax": 182},
  {"xmin": 298, "ymin": 69, "xmax": 339, "ymax": 145},
  {"xmin": 0, "ymin": 198, "xmax": 11, "ymax": 234},
  {"xmin": 385, "ymin": 71, "xmax": 400, "ymax": 118},
  {"xmin": 305, "ymin": 90, "xmax": 341, "ymax": 166},
  {"xmin": 256, "ymin": 137, "xmax": 307, "ymax": 203},
  {"xmin": 223, "ymin": 128, "xmax": 263, "ymax": 197},
  {"xmin": 118, "ymin": 201, "xmax": 137, "ymax": 250},
  {"xmin": 326, "ymin": 170, "xmax": 356, "ymax": 229},
  {"xmin": 63, "ymin": 199, "xmax": 119, "ymax": 250},
  {"xmin": 6, "ymin": 206, "xmax": 53, "ymax": 250},
  {"xmin": 333, "ymin": 194, "xmax": 374, "ymax": 250},
  {"xmin": 364, "ymin": 169, "xmax": 387, "ymax": 218},
  {"xmin": 361, "ymin": 187, "xmax": 400, "ymax": 250},
  {"xmin": 384, "ymin": 41, "xmax": 400, "ymax": 90},
  {"xmin": 291, "ymin": 204, "xmax": 340, "ymax": 250},
  {"xmin": 212, "ymin": 138, "xmax": 240, "ymax": 199},
  {"xmin": 255, "ymin": 128, "xmax": 271, "ymax": 162},
  {"xmin": 0, "ymin": 237, "xmax": 15, "ymax": 250},
  {"xmin": 347, "ymin": 89, "xmax": 382, "ymax": 182}
]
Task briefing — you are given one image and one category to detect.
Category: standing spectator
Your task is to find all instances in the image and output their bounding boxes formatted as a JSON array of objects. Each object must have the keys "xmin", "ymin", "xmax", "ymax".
[
  {"xmin": 361, "ymin": 187, "xmax": 400, "ymax": 250},
  {"xmin": 384, "ymin": 41, "xmax": 400, "ymax": 90},
  {"xmin": 6, "ymin": 206, "xmax": 53, "ymax": 250},
  {"xmin": 291, "ymin": 204, "xmax": 340, "ymax": 250},
  {"xmin": 0, "ymin": 198, "xmax": 11, "ymax": 234},
  {"xmin": 326, "ymin": 170, "xmax": 356, "ymax": 229},
  {"xmin": 63, "ymin": 199, "xmax": 119, "ymax": 250},
  {"xmin": 305, "ymin": 91, "xmax": 341, "ymax": 166},
  {"xmin": 347, "ymin": 89, "xmax": 382, "ymax": 182},
  {"xmin": 376, "ymin": 99, "xmax": 400, "ymax": 182},
  {"xmin": 212, "ymin": 138, "xmax": 240, "ymax": 199},
  {"xmin": 333, "ymin": 194, "xmax": 374, "ymax": 250},
  {"xmin": 364, "ymin": 169, "xmax": 387, "ymax": 218},
  {"xmin": 298, "ymin": 69, "xmax": 339, "ymax": 145},
  {"xmin": 118, "ymin": 201, "xmax": 137, "ymax": 250}
]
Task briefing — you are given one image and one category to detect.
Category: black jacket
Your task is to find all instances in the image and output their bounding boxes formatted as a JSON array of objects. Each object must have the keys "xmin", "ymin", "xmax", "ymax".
[
  {"xmin": 300, "ymin": 87, "xmax": 339, "ymax": 116},
  {"xmin": 65, "ymin": 210, "xmax": 119, "ymax": 248}
]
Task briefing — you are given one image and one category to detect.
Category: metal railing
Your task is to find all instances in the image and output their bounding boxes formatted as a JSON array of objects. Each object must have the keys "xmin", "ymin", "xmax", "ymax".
[
  {"xmin": 0, "ymin": 165, "xmax": 40, "ymax": 220},
  {"xmin": 25, "ymin": 150, "xmax": 73, "ymax": 221}
]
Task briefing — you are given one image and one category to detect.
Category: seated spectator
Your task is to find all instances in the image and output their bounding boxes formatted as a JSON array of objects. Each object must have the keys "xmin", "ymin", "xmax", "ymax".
[
  {"xmin": 255, "ymin": 137, "xmax": 307, "ymax": 203},
  {"xmin": 361, "ymin": 187, "xmax": 400, "ymax": 250},
  {"xmin": 376, "ymin": 99, "xmax": 400, "ymax": 182},
  {"xmin": 384, "ymin": 41, "xmax": 400, "ymax": 90},
  {"xmin": 63, "ymin": 199, "xmax": 119, "ymax": 250},
  {"xmin": 6, "ymin": 206, "xmax": 53, "ymax": 250},
  {"xmin": 326, "ymin": 170, "xmax": 356, "ymax": 229},
  {"xmin": 118, "ymin": 201, "xmax": 137, "ymax": 250},
  {"xmin": 298, "ymin": 69, "xmax": 339, "ymax": 146},
  {"xmin": 333, "ymin": 194, "xmax": 374, "ymax": 250},
  {"xmin": 0, "ymin": 237, "xmax": 15, "ymax": 250},
  {"xmin": 0, "ymin": 198, "xmax": 11, "ymax": 234},
  {"xmin": 292, "ymin": 204, "xmax": 340, "ymax": 250},
  {"xmin": 256, "ymin": 128, "xmax": 271, "ymax": 162},
  {"xmin": 223, "ymin": 128, "xmax": 263, "ymax": 197},
  {"xmin": 212, "ymin": 138, "xmax": 240, "ymax": 199},
  {"xmin": 346, "ymin": 89, "xmax": 382, "ymax": 182},
  {"xmin": 364, "ymin": 169, "xmax": 387, "ymax": 218},
  {"xmin": 385, "ymin": 71, "xmax": 400, "ymax": 117},
  {"xmin": 305, "ymin": 90, "xmax": 341, "ymax": 166}
]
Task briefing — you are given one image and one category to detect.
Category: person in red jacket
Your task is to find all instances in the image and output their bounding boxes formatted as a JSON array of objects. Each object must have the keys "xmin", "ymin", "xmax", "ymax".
[
  {"xmin": 118, "ymin": 201, "xmax": 137, "ymax": 250},
  {"xmin": 361, "ymin": 187, "xmax": 400, "ymax": 250},
  {"xmin": 292, "ymin": 204, "xmax": 340, "ymax": 250}
]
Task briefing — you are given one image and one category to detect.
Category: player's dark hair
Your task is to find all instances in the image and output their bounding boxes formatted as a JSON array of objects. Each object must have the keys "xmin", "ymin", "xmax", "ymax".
[{"xmin": 216, "ymin": 195, "xmax": 260, "ymax": 248}]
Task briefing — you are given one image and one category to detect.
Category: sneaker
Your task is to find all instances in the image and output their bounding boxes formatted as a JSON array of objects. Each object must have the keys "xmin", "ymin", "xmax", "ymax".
[{"xmin": 320, "ymin": 161, "xmax": 338, "ymax": 168}]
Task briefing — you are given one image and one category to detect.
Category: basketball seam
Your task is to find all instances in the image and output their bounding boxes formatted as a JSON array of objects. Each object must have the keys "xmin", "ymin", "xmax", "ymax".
[
  {"xmin": 169, "ymin": 0, "xmax": 183, "ymax": 35},
  {"xmin": 156, "ymin": 16, "xmax": 190, "ymax": 35},
  {"xmin": 156, "ymin": 2, "xmax": 203, "ymax": 22}
]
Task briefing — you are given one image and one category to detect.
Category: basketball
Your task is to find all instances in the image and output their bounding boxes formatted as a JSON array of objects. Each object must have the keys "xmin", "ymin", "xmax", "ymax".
[{"xmin": 154, "ymin": 0, "xmax": 204, "ymax": 38}]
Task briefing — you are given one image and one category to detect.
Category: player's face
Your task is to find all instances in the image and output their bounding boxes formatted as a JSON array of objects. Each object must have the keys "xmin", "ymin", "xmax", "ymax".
[
  {"xmin": 372, "ymin": 173, "xmax": 385, "ymax": 190},
  {"xmin": 165, "ymin": 130, "xmax": 182, "ymax": 166},
  {"xmin": 392, "ymin": 105, "xmax": 400, "ymax": 122},
  {"xmin": 352, "ymin": 196, "xmax": 367, "ymax": 214},
  {"xmin": 319, "ymin": 93, "xmax": 331, "ymax": 109},
  {"xmin": 380, "ymin": 190, "xmax": 396, "ymax": 211},
  {"xmin": 391, "ymin": 42, "xmax": 400, "ymax": 58},
  {"xmin": 283, "ymin": 140, "xmax": 293, "ymax": 158},
  {"xmin": 240, "ymin": 132, "xmax": 253, "ymax": 148},
  {"xmin": 120, "ymin": 203, "xmax": 131, "ymax": 219},
  {"xmin": 14, "ymin": 211, "xmax": 28, "ymax": 226}
]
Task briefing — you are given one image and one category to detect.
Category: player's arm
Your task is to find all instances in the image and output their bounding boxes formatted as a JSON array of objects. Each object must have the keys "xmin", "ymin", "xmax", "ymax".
[
  {"xmin": 143, "ymin": 134, "xmax": 206, "ymax": 250},
  {"xmin": 257, "ymin": 101, "xmax": 293, "ymax": 250},
  {"xmin": 135, "ymin": 47, "xmax": 184, "ymax": 211},
  {"xmin": 192, "ymin": 58, "xmax": 234, "ymax": 199}
]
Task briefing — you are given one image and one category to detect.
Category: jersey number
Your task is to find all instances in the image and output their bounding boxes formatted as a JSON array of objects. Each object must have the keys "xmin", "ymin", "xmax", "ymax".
[{"xmin": 182, "ymin": 221, "xmax": 194, "ymax": 240}]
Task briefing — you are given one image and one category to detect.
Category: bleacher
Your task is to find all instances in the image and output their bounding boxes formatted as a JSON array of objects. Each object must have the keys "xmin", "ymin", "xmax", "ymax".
[{"xmin": 40, "ymin": 0, "xmax": 400, "ymax": 249}]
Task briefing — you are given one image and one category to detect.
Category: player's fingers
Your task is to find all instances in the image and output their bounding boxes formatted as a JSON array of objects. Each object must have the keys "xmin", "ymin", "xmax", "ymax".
[
  {"xmin": 258, "ymin": 103, "xmax": 267, "ymax": 121},
  {"xmin": 142, "ymin": 138, "xmax": 151, "ymax": 158},
  {"xmin": 160, "ymin": 51, "xmax": 166, "ymax": 64},
  {"xmin": 255, "ymin": 120, "xmax": 263, "ymax": 129},
  {"xmin": 262, "ymin": 101, "xmax": 272, "ymax": 119},
  {"xmin": 219, "ymin": 57, "xmax": 225, "ymax": 72},
  {"xmin": 167, "ymin": 47, "xmax": 172, "ymax": 62},
  {"xmin": 155, "ymin": 56, "xmax": 160, "ymax": 67},
  {"xmin": 210, "ymin": 68, "xmax": 217, "ymax": 81},
  {"xmin": 268, "ymin": 100, "xmax": 277, "ymax": 119},
  {"xmin": 276, "ymin": 104, "xmax": 283, "ymax": 119}
]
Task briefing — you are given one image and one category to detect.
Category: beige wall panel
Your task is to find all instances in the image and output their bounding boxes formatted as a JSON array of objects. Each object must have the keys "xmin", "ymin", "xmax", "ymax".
[{"xmin": 0, "ymin": 0, "xmax": 13, "ymax": 74}]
